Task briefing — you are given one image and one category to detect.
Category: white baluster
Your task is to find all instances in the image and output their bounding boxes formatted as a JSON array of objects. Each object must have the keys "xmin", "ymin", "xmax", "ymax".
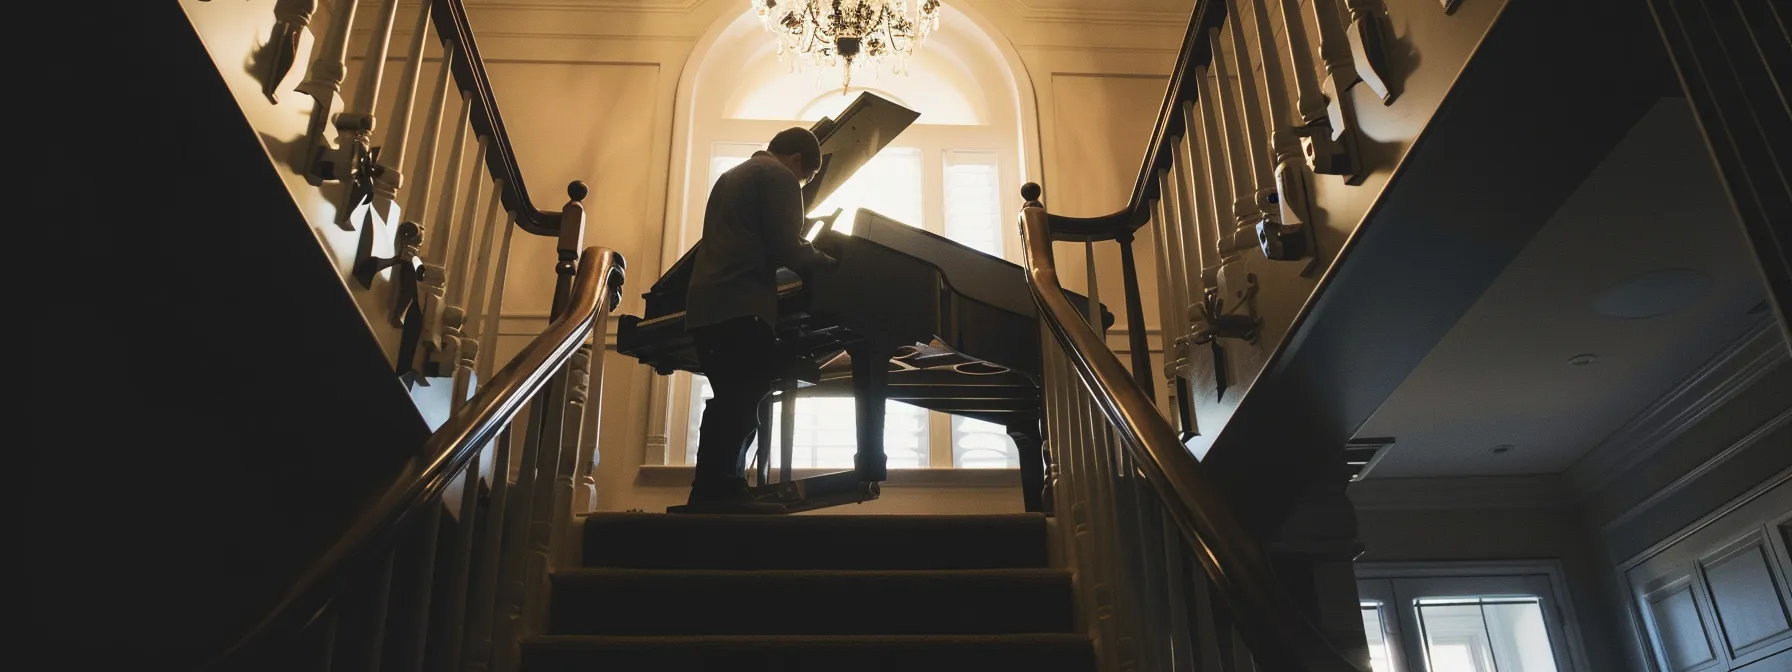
[
  {"xmin": 1243, "ymin": 0, "xmax": 1317, "ymax": 233},
  {"xmin": 407, "ymin": 50, "xmax": 456, "ymax": 376},
  {"xmin": 1171, "ymin": 109, "xmax": 1215, "ymax": 311},
  {"xmin": 1344, "ymin": 0, "xmax": 1395, "ymax": 104},
  {"xmin": 549, "ymin": 343, "xmax": 596, "ymax": 568},
  {"xmin": 407, "ymin": 44, "xmax": 455, "ymax": 234},
  {"xmin": 296, "ymin": 0, "xmax": 357, "ymax": 174},
  {"xmin": 1193, "ymin": 75, "xmax": 1239, "ymax": 262},
  {"xmin": 1274, "ymin": 0, "xmax": 1328, "ymax": 128},
  {"xmin": 445, "ymin": 137, "xmax": 494, "ymax": 404},
  {"xmin": 1217, "ymin": 22, "xmax": 1280, "ymax": 249},
  {"xmin": 457, "ymin": 182, "xmax": 509, "ymax": 403},
  {"xmin": 259, "ymin": 0, "xmax": 318, "ymax": 102},
  {"xmin": 1207, "ymin": 28, "xmax": 1262, "ymax": 260},
  {"xmin": 425, "ymin": 96, "xmax": 474, "ymax": 377},
  {"xmin": 326, "ymin": 0, "xmax": 401, "ymax": 231},
  {"xmin": 1308, "ymin": 0, "xmax": 1366, "ymax": 182},
  {"xmin": 1149, "ymin": 184, "xmax": 1184, "ymax": 380},
  {"xmin": 1154, "ymin": 170, "xmax": 1192, "ymax": 377},
  {"xmin": 346, "ymin": 0, "xmax": 400, "ymax": 126},
  {"xmin": 374, "ymin": 1, "xmax": 434, "ymax": 214},
  {"xmin": 477, "ymin": 214, "xmax": 518, "ymax": 386}
]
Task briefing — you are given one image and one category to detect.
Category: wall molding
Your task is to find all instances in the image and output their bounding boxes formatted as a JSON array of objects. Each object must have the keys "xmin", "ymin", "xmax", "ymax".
[
  {"xmin": 1564, "ymin": 317, "xmax": 1790, "ymax": 497},
  {"xmin": 1347, "ymin": 474, "xmax": 1571, "ymax": 511},
  {"xmin": 1601, "ymin": 405, "xmax": 1792, "ymax": 534}
]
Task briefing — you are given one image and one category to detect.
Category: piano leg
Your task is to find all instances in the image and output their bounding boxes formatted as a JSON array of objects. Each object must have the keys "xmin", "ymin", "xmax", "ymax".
[
  {"xmin": 779, "ymin": 376, "xmax": 798, "ymax": 484},
  {"xmin": 850, "ymin": 342, "xmax": 892, "ymax": 482},
  {"xmin": 753, "ymin": 395, "xmax": 773, "ymax": 487},
  {"xmin": 1007, "ymin": 416, "xmax": 1046, "ymax": 514}
]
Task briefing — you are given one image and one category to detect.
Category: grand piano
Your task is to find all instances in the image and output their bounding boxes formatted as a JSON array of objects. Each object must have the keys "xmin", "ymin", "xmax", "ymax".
[{"xmin": 616, "ymin": 93, "xmax": 1111, "ymax": 512}]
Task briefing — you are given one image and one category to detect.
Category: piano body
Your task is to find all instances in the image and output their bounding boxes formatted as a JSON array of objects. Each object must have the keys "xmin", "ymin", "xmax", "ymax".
[{"xmin": 616, "ymin": 93, "xmax": 1111, "ymax": 512}]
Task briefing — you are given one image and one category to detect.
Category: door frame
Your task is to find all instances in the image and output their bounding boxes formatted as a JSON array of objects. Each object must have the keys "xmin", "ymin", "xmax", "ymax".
[{"xmin": 1356, "ymin": 560, "xmax": 1594, "ymax": 672}]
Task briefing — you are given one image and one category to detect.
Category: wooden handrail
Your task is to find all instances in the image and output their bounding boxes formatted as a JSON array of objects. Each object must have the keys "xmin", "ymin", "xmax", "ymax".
[
  {"xmin": 210, "ymin": 247, "xmax": 625, "ymax": 667},
  {"xmin": 427, "ymin": 0, "xmax": 562, "ymax": 236},
  {"xmin": 1019, "ymin": 204, "xmax": 1360, "ymax": 671}
]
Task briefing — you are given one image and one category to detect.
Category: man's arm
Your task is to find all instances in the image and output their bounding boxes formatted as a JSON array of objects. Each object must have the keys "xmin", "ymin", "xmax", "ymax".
[{"xmin": 761, "ymin": 166, "xmax": 838, "ymax": 272}]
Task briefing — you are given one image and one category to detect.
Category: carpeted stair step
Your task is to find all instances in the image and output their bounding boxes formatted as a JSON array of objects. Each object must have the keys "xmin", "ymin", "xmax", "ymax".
[
  {"xmin": 582, "ymin": 513, "xmax": 1049, "ymax": 570},
  {"xmin": 521, "ymin": 633, "xmax": 1096, "ymax": 672},
  {"xmin": 549, "ymin": 568, "xmax": 1074, "ymax": 636}
]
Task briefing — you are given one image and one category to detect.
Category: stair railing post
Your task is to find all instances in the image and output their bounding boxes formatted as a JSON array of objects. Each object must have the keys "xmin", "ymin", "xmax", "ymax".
[
  {"xmin": 258, "ymin": 0, "xmax": 318, "ymax": 103},
  {"xmin": 463, "ymin": 425, "xmax": 514, "ymax": 672},
  {"xmin": 476, "ymin": 213, "xmax": 519, "ymax": 386},
  {"xmin": 295, "ymin": 0, "xmax": 357, "ymax": 185},
  {"xmin": 1194, "ymin": 67, "xmax": 1239, "ymax": 263},
  {"xmin": 1245, "ymin": 0, "xmax": 1317, "ymax": 233},
  {"xmin": 1208, "ymin": 28, "xmax": 1263, "ymax": 262},
  {"xmin": 425, "ymin": 95, "xmax": 475, "ymax": 377},
  {"xmin": 403, "ymin": 43, "xmax": 455, "ymax": 373},
  {"xmin": 1307, "ymin": 0, "xmax": 1366, "ymax": 183},
  {"xmin": 373, "ymin": 1, "xmax": 434, "ymax": 215},
  {"xmin": 328, "ymin": 0, "xmax": 401, "ymax": 230},
  {"xmin": 1116, "ymin": 230, "xmax": 1154, "ymax": 395}
]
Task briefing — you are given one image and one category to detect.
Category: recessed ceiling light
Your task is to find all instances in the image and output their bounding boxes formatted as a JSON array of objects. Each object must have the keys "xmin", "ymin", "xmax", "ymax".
[
  {"xmin": 1490, "ymin": 444, "xmax": 1514, "ymax": 455},
  {"xmin": 1568, "ymin": 353, "xmax": 1598, "ymax": 366},
  {"xmin": 1591, "ymin": 268, "xmax": 1712, "ymax": 319}
]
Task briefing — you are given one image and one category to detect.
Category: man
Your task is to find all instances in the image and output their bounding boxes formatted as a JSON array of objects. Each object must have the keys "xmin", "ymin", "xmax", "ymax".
[{"xmin": 679, "ymin": 127, "xmax": 839, "ymax": 513}]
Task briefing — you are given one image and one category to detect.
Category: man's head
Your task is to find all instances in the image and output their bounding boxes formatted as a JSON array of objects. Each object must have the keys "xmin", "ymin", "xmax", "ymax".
[{"xmin": 767, "ymin": 127, "xmax": 822, "ymax": 184}]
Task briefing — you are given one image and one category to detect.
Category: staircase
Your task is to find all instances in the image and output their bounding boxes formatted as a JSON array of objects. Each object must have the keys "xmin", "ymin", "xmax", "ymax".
[{"xmin": 523, "ymin": 513, "xmax": 1092, "ymax": 671}]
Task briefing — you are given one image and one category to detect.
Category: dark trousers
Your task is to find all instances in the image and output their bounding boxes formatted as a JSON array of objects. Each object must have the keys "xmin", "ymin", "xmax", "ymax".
[{"xmin": 691, "ymin": 316, "xmax": 777, "ymax": 485}]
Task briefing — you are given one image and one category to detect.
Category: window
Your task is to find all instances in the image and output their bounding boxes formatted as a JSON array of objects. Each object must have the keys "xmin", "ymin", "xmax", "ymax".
[
  {"xmin": 1357, "ymin": 567, "xmax": 1582, "ymax": 672},
  {"xmin": 951, "ymin": 416, "xmax": 1019, "ymax": 468},
  {"xmin": 1414, "ymin": 597, "xmax": 1558, "ymax": 672},
  {"xmin": 709, "ymin": 142, "xmax": 762, "ymax": 186},
  {"xmin": 811, "ymin": 146, "xmax": 924, "ymax": 228},
  {"xmin": 1363, "ymin": 601, "xmax": 1395, "ymax": 672},
  {"xmin": 943, "ymin": 150, "xmax": 1004, "ymax": 258}
]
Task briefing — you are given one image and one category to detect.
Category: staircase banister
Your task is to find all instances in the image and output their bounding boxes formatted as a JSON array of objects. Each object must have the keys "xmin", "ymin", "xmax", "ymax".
[
  {"xmin": 1018, "ymin": 204, "xmax": 1361, "ymax": 672},
  {"xmin": 428, "ymin": 0, "xmax": 564, "ymax": 236},
  {"xmin": 210, "ymin": 246, "xmax": 625, "ymax": 668}
]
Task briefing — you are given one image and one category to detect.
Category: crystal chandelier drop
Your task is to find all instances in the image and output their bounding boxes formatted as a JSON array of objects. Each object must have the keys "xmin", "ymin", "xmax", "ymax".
[{"xmin": 750, "ymin": 0, "xmax": 943, "ymax": 93}]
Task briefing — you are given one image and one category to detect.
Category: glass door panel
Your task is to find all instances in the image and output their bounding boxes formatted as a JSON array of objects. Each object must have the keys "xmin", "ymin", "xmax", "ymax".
[{"xmin": 1360, "ymin": 571, "xmax": 1578, "ymax": 672}]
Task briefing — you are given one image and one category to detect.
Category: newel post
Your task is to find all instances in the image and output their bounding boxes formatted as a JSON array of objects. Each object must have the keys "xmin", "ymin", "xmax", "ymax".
[
  {"xmin": 1018, "ymin": 182, "xmax": 1055, "ymax": 515},
  {"xmin": 551, "ymin": 182, "xmax": 589, "ymax": 321}
]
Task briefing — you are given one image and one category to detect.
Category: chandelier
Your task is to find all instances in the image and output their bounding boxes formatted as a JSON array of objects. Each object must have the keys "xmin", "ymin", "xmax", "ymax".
[{"xmin": 750, "ymin": 0, "xmax": 943, "ymax": 92}]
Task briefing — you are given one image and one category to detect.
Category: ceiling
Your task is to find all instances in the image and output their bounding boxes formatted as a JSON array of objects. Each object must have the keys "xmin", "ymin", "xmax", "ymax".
[{"xmin": 1355, "ymin": 97, "xmax": 1772, "ymax": 479}]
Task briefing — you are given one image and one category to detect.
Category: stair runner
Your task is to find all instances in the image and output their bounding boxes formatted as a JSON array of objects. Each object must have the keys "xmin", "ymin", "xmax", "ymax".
[{"xmin": 523, "ymin": 513, "xmax": 1093, "ymax": 671}]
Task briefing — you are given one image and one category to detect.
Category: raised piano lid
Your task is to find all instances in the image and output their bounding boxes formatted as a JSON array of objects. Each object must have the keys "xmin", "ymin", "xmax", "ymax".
[{"xmin": 641, "ymin": 93, "xmax": 920, "ymax": 312}]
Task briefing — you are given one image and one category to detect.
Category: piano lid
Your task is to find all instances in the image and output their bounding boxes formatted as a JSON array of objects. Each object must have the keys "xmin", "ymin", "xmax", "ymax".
[
  {"xmin": 644, "ymin": 92, "xmax": 919, "ymax": 301},
  {"xmin": 802, "ymin": 93, "xmax": 921, "ymax": 210}
]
